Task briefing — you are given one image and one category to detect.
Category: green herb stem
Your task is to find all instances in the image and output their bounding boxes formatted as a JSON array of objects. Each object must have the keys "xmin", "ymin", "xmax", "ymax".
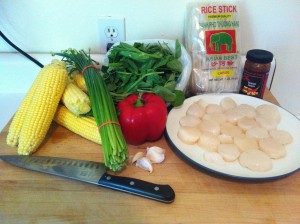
[{"xmin": 54, "ymin": 49, "xmax": 128, "ymax": 171}]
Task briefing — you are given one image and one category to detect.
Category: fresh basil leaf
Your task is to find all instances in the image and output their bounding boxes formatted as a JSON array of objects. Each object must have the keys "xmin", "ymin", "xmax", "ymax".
[
  {"xmin": 153, "ymin": 55, "xmax": 171, "ymax": 70},
  {"xmin": 164, "ymin": 80, "xmax": 176, "ymax": 91},
  {"xmin": 146, "ymin": 73, "xmax": 163, "ymax": 85},
  {"xmin": 174, "ymin": 39, "xmax": 182, "ymax": 59},
  {"xmin": 167, "ymin": 59, "xmax": 182, "ymax": 73},
  {"xmin": 137, "ymin": 81, "xmax": 153, "ymax": 88},
  {"xmin": 153, "ymin": 86, "xmax": 176, "ymax": 102},
  {"xmin": 171, "ymin": 90, "xmax": 185, "ymax": 107}
]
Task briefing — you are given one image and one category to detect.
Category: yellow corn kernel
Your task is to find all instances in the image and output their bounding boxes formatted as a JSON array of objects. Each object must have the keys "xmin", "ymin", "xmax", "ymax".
[
  {"xmin": 54, "ymin": 105, "xmax": 101, "ymax": 144},
  {"xmin": 6, "ymin": 73, "xmax": 43, "ymax": 147},
  {"xmin": 17, "ymin": 60, "xmax": 68, "ymax": 155},
  {"xmin": 73, "ymin": 72, "xmax": 87, "ymax": 93},
  {"xmin": 62, "ymin": 82, "xmax": 91, "ymax": 116}
]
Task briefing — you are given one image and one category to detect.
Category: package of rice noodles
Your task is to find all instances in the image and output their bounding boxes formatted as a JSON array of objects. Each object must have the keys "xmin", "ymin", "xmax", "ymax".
[{"xmin": 185, "ymin": 1, "xmax": 242, "ymax": 95}]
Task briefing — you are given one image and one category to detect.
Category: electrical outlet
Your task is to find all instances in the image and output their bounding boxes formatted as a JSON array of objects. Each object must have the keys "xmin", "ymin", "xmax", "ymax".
[{"xmin": 99, "ymin": 16, "xmax": 125, "ymax": 53}]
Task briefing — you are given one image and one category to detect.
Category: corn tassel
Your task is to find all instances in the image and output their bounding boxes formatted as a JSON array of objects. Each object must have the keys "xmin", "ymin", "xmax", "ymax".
[
  {"xmin": 17, "ymin": 60, "xmax": 68, "ymax": 155},
  {"xmin": 54, "ymin": 105, "xmax": 101, "ymax": 144},
  {"xmin": 62, "ymin": 82, "xmax": 91, "ymax": 116}
]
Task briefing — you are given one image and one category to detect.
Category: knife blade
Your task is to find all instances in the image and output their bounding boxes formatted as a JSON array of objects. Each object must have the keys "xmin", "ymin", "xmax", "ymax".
[{"xmin": 0, "ymin": 155, "xmax": 175, "ymax": 203}]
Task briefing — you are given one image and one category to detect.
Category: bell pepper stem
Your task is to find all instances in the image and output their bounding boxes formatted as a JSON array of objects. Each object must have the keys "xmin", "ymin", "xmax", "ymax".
[{"xmin": 135, "ymin": 93, "xmax": 144, "ymax": 107}]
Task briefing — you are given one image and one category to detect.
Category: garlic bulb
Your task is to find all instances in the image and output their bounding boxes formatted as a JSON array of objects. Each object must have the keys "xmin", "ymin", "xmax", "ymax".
[
  {"xmin": 147, "ymin": 146, "xmax": 165, "ymax": 155},
  {"xmin": 135, "ymin": 157, "xmax": 153, "ymax": 173},
  {"xmin": 146, "ymin": 147, "xmax": 165, "ymax": 163},
  {"xmin": 131, "ymin": 152, "xmax": 144, "ymax": 164}
]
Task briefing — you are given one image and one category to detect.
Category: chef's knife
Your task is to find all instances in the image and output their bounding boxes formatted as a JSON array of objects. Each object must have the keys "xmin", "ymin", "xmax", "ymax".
[{"xmin": 0, "ymin": 155, "xmax": 175, "ymax": 203}]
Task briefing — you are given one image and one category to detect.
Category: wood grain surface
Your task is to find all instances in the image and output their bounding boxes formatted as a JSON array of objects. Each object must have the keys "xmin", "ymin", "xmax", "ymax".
[{"xmin": 1, "ymin": 90, "xmax": 299, "ymax": 224}]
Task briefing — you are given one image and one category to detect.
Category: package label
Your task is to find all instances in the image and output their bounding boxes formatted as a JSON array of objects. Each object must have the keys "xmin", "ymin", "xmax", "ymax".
[
  {"xmin": 205, "ymin": 29, "xmax": 237, "ymax": 55},
  {"xmin": 186, "ymin": 2, "xmax": 242, "ymax": 94}
]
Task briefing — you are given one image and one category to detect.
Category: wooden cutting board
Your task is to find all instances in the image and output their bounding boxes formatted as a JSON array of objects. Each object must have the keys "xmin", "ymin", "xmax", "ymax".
[{"xmin": 1, "ymin": 90, "xmax": 300, "ymax": 224}]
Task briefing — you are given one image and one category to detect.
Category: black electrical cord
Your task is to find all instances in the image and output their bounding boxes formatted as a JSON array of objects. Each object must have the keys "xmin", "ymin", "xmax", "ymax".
[{"xmin": 0, "ymin": 30, "xmax": 44, "ymax": 68}]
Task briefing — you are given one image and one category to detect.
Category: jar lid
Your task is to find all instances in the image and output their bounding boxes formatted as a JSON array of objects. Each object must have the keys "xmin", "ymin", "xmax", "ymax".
[{"xmin": 246, "ymin": 49, "xmax": 273, "ymax": 64}]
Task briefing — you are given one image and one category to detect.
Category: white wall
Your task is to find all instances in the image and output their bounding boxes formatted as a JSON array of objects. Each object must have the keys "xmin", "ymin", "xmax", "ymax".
[{"xmin": 0, "ymin": 0, "xmax": 299, "ymax": 116}]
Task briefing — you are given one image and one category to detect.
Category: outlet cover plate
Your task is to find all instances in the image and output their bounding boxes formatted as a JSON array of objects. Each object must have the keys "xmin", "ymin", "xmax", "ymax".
[{"xmin": 98, "ymin": 16, "xmax": 125, "ymax": 53}]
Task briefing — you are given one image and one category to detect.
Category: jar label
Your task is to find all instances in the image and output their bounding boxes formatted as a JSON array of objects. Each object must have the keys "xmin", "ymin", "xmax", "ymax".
[{"xmin": 239, "ymin": 69, "xmax": 268, "ymax": 98}]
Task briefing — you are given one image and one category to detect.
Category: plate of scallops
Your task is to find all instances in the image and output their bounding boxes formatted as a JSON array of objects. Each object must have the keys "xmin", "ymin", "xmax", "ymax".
[{"xmin": 165, "ymin": 93, "xmax": 300, "ymax": 180}]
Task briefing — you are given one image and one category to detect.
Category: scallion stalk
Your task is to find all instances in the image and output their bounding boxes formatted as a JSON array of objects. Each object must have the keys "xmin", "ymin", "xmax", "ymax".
[{"xmin": 54, "ymin": 49, "xmax": 128, "ymax": 171}]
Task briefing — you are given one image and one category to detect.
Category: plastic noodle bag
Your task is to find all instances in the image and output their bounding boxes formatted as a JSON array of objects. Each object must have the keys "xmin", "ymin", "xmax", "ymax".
[{"xmin": 185, "ymin": 1, "xmax": 242, "ymax": 95}]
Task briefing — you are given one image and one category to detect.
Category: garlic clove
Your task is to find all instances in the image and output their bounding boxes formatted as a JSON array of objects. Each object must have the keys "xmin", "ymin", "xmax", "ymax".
[
  {"xmin": 147, "ymin": 146, "xmax": 165, "ymax": 154},
  {"xmin": 146, "ymin": 148, "xmax": 165, "ymax": 164},
  {"xmin": 131, "ymin": 152, "xmax": 144, "ymax": 164},
  {"xmin": 135, "ymin": 157, "xmax": 153, "ymax": 173}
]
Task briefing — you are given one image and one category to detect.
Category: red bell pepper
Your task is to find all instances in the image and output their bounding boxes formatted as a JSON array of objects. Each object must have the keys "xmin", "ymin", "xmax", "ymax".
[{"xmin": 117, "ymin": 93, "xmax": 167, "ymax": 145}]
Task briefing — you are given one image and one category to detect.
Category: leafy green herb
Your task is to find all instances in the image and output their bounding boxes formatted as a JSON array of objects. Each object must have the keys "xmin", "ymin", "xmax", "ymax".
[{"xmin": 103, "ymin": 40, "xmax": 185, "ymax": 106}]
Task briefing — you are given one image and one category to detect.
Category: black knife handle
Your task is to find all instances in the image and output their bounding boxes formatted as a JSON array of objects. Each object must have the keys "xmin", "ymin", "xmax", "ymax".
[{"xmin": 98, "ymin": 173, "xmax": 175, "ymax": 203}]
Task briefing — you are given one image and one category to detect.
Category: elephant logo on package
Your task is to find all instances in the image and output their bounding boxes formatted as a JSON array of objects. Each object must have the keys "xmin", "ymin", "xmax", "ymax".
[{"xmin": 205, "ymin": 30, "xmax": 237, "ymax": 55}]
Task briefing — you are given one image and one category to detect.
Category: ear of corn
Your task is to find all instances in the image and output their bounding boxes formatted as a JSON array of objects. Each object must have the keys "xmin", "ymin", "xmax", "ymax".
[
  {"xmin": 54, "ymin": 105, "xmax": 101, "ymax": 144},
  {"xmin": 6, "ymin": 73, "xmax": 43, "ymax": 147},
  {"xmin": 73, "ymin": 72, "xmax": 87, "ymax": 93},
  {"xmin": 62, "ymin": 82, "xmax": 91, "ymax": 116},
  {"xmin": 13, "ymin": 60, "xmax": 68, "ymax": 155}
]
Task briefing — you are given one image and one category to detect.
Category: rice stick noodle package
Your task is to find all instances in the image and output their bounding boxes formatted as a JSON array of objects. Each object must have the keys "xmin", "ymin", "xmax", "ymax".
[{"xmin": 185, "ymin": 1, "xmax": 242, "ymax": 94}]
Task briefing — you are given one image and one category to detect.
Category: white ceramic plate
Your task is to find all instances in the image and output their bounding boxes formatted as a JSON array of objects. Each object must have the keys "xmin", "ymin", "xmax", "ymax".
[{"xmin": 165, "ymin": 93, "xmax": 300, "ymax": 180}]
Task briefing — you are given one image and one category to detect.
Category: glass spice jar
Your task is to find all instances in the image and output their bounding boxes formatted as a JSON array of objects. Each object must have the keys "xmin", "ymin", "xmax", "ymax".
[{"xmin": 239, "ymin": 49, "xmax": 273, "ymax": 98}]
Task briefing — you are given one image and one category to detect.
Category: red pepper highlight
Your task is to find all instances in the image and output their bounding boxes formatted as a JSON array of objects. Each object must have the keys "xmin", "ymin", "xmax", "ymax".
[{"xmin": 117, "ymin": 93, "xmax": 167, "ymax": 145}]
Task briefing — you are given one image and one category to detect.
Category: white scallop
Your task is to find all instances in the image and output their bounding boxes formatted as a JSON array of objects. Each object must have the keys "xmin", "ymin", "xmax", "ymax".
[
  {"xmin": 199, "ymin": 119, "xmax": 220, "ymax": 135},
  {"xmin": 239, "ymin": 149, "xmax": 273, "ymax": 172},
  {"xmin": 269, "ymin": 129, "xmax": 293, "ymax": 145},
  {"xmin": 179, "ymin": 115, "xmax": 201, "ymax": 127},
  {"xmin": 220, "ymin": 97, "xmax": 237, "ymax": 111},
  {"xmin": 259, "ymin": 137, "xmax": 286, "ymax": 159},
  {"xmin": 204, "ymin": 152, "xmax": 226, "ymax": 166},
  {"xmin": 219, "ymin": 134, "xmax": 233, "ymax": 144},
  {"xmin": 220, "ymin": 122, "xmax": 243, "ymax": 137},
  {"xmin": 177, "ymin": 126, "xmax": 201, "ymax": 144},
  {"xmin": 256, "ymin": 104, "xmax": 281, "ymax": 123},
  {"xmin": 196, "ymin": 99, "xmax": 208, "ymax": 109},
  {"xmin": 246, "ymin": 127, "xmax": 269, "ymax": 139},
  {"xmin": 255, "ymin": 115, "xmax": 279, "ymax": 130},
  {"xmin": 206, "ymin": 104, "xmax": 223, "ymax": 114},
  {"xmin": 234, "ymin": 136, "xmax": 259, "ymax": 152},
  {"xmin": 186, "ymin": 103, "xmax": 205, "ymax": 118},
  {"xmin": 202, "ymin": 113, "xmax": 226, "ymax": 124},
  {"xmin": 237, "ymin": 117, "xmax": 258, "ymax": 131},
  {"xmin": 217, "ymin": 144, "xmax": 240, "ymax": 162},
  {"xmin": 225, "ymin": 108, "xmax": 244, "ymax": 124},
  {"xmin": 198, "ymin": 132, "xmax": 220, "ymax": 151},
  {"xmin": 237, "ymin": 104, "xmax": 256, "ymax": 118}
]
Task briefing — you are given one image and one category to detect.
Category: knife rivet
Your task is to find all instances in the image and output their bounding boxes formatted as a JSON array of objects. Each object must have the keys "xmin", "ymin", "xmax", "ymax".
[
  {"xmin": 106, "ymin": 176, "xmax": 111, "ymax": 180},
  {"xmin": 130, "ymin": 181, "xmax": 135, "ymax": 186},
  {"xmin": 154, "ymin": 186, "xmax": 159, "ymax": 191}
]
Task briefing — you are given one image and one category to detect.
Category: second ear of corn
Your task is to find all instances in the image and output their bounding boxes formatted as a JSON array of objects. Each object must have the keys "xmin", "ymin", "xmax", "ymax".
[
  {"xmin": 6, "ymin": 60, "xmax": 68, "ymax": 155},
  {"xmin": 54, "ymin": 105, "xmax": 101, "ymax": 144},
  {"xmin": 62, "ymin": 83, "xmax": 91, "ymax": 116},
  {"xmin": 72, "ymin": 71, "xmax": 87, "ymax": 93}
]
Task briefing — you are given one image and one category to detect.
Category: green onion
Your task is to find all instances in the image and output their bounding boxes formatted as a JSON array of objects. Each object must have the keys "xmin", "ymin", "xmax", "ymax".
[{"xmin": 54, "ymin": 49, "xmax": 128, "ymax": 171}]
